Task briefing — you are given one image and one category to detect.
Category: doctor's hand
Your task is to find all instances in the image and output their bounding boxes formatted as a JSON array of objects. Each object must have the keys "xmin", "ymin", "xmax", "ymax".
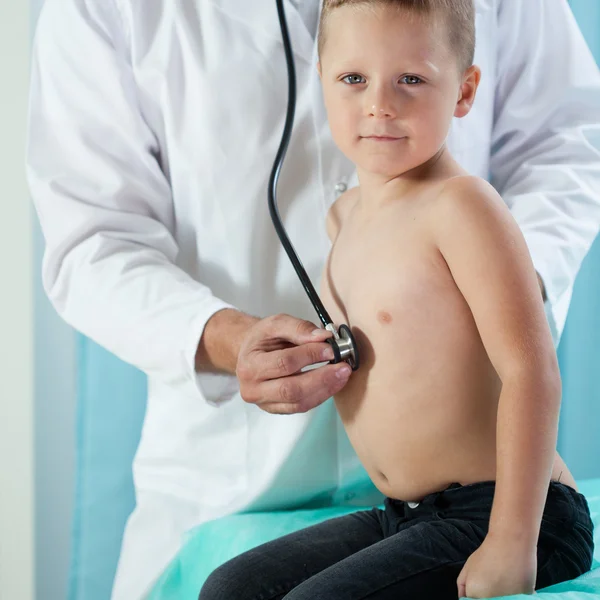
[{"xmin": 236, "ymin": 314, "xmax": 353, "ymax": 414}]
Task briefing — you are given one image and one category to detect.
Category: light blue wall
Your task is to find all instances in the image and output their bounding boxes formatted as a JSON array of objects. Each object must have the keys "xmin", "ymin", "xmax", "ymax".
[
  {"xmin": 32, "ymin": 3, "xmax": 77, "ymax": 600},
  {"xmin": 570, "ymin": 0, "xmax": 600, "ymax": 57},
  {"xmin": 554, "ymin": 0, "xmax": 600, "ymax": 481},
  {"xmin": 33, "ymin": 220, "xmax": 76, "ymax": 600}
]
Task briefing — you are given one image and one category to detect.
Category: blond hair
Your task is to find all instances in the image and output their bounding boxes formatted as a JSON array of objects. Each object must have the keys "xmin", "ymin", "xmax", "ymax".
[{"xmin": 318, "ymin": 0, "xmax": 476, "ymax": 73}]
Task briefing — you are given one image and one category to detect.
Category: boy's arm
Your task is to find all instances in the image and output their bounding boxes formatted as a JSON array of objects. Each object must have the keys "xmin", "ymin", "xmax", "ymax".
[{"xmin": 432, "ymin": 176, "xmax": 562, "ymax": 547}]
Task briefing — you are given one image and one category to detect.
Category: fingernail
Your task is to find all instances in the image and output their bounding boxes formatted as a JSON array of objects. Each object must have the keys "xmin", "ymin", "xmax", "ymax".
[
  {"xmin": 322, "ymin": 347, "xmax": 334, "ymax": 361},
  {"xmin": 312, "ymin": 329, "xmax": 323, "ymax": 336},
  {"xmin": 336, "ymin": 365, "xmax": 352, "ymax": 379}
]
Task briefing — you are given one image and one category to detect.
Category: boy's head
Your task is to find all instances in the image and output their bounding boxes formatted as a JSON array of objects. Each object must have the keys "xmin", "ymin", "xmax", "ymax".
[
  {"xmin": 317, "ymin": 0, "xmax": 481, "ymax": 179},
  {"xmin": 318, "ymin": 0, "xmax": 476, "ymax": 75}
]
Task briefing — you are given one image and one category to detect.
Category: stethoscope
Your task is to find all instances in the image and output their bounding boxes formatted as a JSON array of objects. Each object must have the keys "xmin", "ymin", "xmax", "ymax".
[{"xmin": 268, "ymin": 0, "xmax": 360, "ymax": 371}]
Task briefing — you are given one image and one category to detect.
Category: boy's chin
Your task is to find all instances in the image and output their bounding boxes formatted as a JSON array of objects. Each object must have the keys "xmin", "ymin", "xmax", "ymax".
[
  {"xmin": 355, "ymin": 158, "xmax": 410, "ymax": 179},
  {"xmin": 354, "ymin": 148, "xmax": 447, "ymax": 180}
]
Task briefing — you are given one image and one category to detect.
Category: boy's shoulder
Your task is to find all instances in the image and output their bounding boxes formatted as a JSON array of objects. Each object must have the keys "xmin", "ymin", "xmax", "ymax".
[
  {"xmin": 325, "ymin": 186, "xmax": 360, "ymax": 242},
  {"xmin": 426, "ymin": 174, "xmax": 507, "ymax": 231},
  {"xmin": 427, "ymin": 174, "xmax": 525, "ymax": 270},
  {"xmin": 435, "ymin": 174, "xmax": 500, "ymax": 205}
]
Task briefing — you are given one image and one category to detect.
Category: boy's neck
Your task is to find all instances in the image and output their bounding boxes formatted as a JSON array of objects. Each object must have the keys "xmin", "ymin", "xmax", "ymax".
[{"xmin": 355, "ymin": 145, "xmax": 465, "ymax": 211}]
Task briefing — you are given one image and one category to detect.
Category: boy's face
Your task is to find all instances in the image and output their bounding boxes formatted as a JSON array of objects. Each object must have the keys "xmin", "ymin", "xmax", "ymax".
[{"xmin": 318, "ymin": 4, "xmax": 480, "ymax": 179}]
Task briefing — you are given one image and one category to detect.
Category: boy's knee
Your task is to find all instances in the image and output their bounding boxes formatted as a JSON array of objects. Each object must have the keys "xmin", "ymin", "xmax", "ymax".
[{"xmin": 198, "ymin": 556, "xmax": 256, "ymax": 600}]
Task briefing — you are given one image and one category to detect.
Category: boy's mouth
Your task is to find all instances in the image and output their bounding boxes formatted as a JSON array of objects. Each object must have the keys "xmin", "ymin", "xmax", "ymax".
[{"xmin": 362, "ymin": 135, "xmax": 406, "ymax": 142}]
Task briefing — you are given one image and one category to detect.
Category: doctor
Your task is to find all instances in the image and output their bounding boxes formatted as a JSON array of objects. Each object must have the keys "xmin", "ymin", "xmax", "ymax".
[{"xmin": 27, "ymin": 0, "xmax": 600, "ymax": 598}]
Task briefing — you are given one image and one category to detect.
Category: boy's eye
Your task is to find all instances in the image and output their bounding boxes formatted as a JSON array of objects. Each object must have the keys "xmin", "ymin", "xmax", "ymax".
[
  {"xmin": 342, "ymin": 74, "xmax": 366, "ymax": 85},
  {"xmin": 401, "ymin": 75, "xmax": 423, "ymax": 85}
]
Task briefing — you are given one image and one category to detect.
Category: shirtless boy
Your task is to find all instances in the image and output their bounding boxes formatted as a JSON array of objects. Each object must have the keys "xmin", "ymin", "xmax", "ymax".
[{"xmin": 200, "ymin": 1, "xmax": 594, "ymax": 598}]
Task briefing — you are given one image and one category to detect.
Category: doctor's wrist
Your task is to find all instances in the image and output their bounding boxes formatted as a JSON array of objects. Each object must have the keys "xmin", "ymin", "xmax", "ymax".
[{"xmin": 195, "ymin": 308, "xmax": 260, "ymax": 375}]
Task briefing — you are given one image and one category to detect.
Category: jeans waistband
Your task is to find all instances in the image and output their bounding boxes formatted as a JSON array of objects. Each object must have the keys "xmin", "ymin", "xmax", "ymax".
[
  {"xmin": 398, "ymin": 480, "xmax": 590, "ymax": 513},
  {"xmin": 401, "ymin": 480, "xmax": 495, "ymax": 509}
]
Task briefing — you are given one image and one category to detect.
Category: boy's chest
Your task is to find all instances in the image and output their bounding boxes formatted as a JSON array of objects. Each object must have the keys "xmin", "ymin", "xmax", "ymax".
[{"xmin": 321, "ymin": 205, "xmax": 457, "ymax": 332}]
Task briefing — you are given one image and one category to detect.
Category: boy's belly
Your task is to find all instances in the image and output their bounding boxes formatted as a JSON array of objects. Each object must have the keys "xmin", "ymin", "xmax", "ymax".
[
  {"xmin": 321, "ymin": 235, "xmax": 575, "ymax": 501},
  {"xmin": 332, "ymin": 293, "xmax": 502, "ymax": 501}
]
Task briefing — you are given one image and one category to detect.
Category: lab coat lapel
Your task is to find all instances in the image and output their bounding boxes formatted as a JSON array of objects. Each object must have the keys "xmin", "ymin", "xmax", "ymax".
[{"xmin": 210, "ymin": 0, "xmax": 316, "ymax": 64}]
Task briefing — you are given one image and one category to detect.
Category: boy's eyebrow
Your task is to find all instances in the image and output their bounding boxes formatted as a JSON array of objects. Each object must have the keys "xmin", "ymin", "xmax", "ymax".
[
  {"xmin": 329, "ymin": 59, "xmax": 441, "ymax": 75},
  {"xmin": 424, "ymin": 60, "xmax": 440, "ymax": 74}
]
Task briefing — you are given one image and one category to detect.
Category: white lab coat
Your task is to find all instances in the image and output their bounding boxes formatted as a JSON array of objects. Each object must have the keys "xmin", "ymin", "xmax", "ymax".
[{"xmin": 27, "ymin": 0, "xmax": 600, "ymax": 598}]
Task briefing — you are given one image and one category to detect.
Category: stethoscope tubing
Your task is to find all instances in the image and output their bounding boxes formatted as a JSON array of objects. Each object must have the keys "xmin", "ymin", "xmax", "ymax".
[
  {"xmin": 268, "ymin": 0, "xmax": 334, "ymax": 330},
  {"xmin": 269, "ymin": 0, "xmax": 360, "ymax": 371}
]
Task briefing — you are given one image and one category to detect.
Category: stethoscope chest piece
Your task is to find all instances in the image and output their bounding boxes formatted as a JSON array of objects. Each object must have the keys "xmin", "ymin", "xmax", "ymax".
[{"xmin": 326, "ymin": 324, "xmax": 360, "ymax": 371}]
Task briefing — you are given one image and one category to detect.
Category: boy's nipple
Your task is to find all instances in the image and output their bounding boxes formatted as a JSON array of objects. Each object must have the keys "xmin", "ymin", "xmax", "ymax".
[{"xmin": 377, "ymin": 310, "xmax": 393, "ymax": 325}]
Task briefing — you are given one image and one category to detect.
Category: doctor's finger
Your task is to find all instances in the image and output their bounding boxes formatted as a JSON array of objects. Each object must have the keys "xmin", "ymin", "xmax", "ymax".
[
  {"xmin": 258, "ymin": 342, "xmax": 336, "ymax": 380},
  {"xmin": 258, "ymin": 314, "xmax": 333, "ymax": 346},
  {"xmin": 252, "ymin": 363, "xmax": 352, "ymax": 415}
]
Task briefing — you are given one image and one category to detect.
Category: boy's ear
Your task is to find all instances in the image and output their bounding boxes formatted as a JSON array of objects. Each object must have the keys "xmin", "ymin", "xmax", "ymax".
[{"xmin": 454, "ymin": 65, "xmax": 481, "ymax": 119}]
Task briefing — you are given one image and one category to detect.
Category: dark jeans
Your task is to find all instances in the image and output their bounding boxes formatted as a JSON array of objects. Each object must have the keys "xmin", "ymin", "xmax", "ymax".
[{"xmin": 199, "ymin": 481, "xmax": 594, "ymax": 600}]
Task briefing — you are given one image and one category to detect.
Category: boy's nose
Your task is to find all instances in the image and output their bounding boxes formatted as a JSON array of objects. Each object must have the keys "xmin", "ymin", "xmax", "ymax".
[
  {"xmin": 370, "ymin": 105, "xmax": 394, "ymax": 118},
  {"xmin": 365, "ymin": 87, "xmax": 397, "ymax": 119}
]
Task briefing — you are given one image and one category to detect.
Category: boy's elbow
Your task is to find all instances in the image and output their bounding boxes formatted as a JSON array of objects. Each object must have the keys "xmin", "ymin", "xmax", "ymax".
[
  {"xmin": 538, "ymin": 365, "xmax": 562, "ymax": 404},
  {"xmin": 503, "ymin": 356, "xmax": 562, "ymax": 401},
  {"xmin": 541, "ymin": 350, "xmax": 562, "ymax": 396}
]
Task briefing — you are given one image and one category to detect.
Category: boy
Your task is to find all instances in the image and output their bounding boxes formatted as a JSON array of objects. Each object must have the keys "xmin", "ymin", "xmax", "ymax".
[{"xmin": 200, "ymin": 1, "xmax": 594, "ymax": 598}]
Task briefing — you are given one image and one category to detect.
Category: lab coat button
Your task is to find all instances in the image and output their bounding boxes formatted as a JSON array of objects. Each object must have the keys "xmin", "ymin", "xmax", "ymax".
[{"xmin": 335, "ymin": 182, "xmax": 347, "ymax": 194}]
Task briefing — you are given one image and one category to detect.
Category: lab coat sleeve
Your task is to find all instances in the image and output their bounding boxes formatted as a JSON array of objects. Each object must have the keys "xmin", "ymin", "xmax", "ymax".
[
  {"xmin": 27, "ymin": 0, "xmax": 238, "ymax": 404},
  {"xmin": 490, "ymin": 0, "xmax": 600, "ymax": 345}
]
